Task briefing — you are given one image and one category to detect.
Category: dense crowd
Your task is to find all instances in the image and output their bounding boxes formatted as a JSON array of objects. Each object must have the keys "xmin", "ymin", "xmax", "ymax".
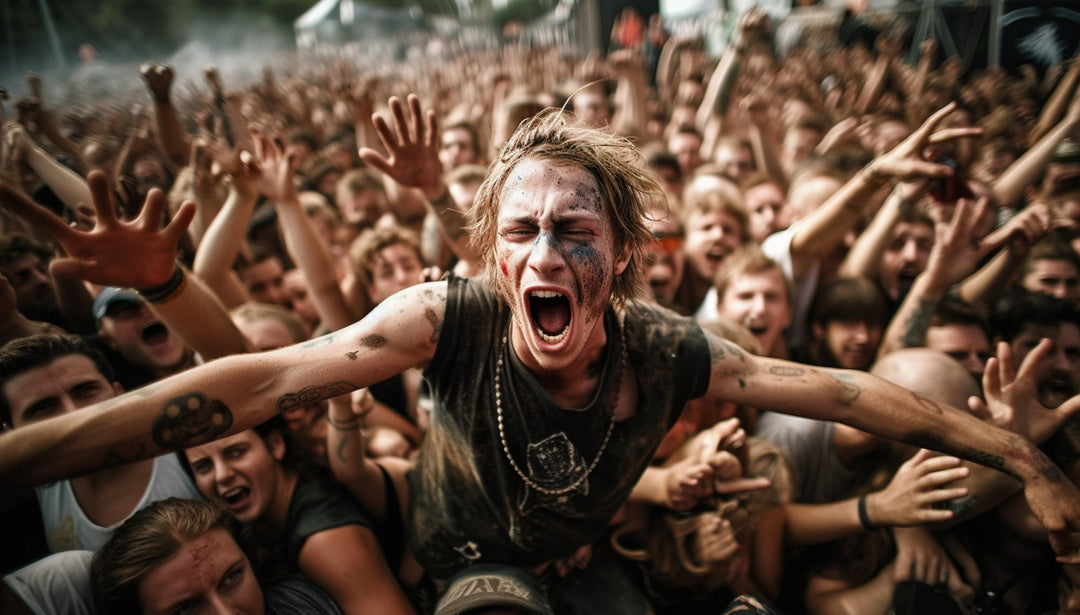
[{"xmin": 2, "ymin": 4, "xmax": 1080, "ymax": 614}]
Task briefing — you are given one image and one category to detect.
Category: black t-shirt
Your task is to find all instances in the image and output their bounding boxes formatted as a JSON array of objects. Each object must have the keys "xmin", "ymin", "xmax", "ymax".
[
  {"xmin": 283, "ymin": 472, "xmax": 379, "ymax": 564},
  {"xmin": 411, "ymin": 274, "xmax": 711, "ymax": 578}
]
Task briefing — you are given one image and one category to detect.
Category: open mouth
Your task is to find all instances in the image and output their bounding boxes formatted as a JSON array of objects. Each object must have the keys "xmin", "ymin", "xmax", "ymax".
[
  {"xmin": 746, "ymin": 324, "xmax": 768, "ymax": 336},
  {"xmin": 221, "ymin": 486, "xmax": 251, "ymax": 510},
  {"xmin": 141, "ymin": 322, "xmax": 169, "ymax": 346},
  {"xmin": 897, "ymin": 271, "xmax": 919, "ymax": 294},
  {"xmin": 705, "ymin": 249, "xmax": 728, "ymax": 265},
  {"xmin": 529, "ymin": 290, "xmax": 570, "ymax": 343}
]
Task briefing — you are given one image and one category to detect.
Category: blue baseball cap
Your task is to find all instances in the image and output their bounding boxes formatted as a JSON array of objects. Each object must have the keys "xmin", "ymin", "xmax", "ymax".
[{"xmin": 92, "ymin": 287, "xmax": 144, "ymax": 322}]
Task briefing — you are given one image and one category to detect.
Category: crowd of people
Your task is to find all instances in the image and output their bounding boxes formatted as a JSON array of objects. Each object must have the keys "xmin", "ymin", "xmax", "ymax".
[{"xmin": 2, "ymin": 5, "xmax": 1080, "ymax": 614}]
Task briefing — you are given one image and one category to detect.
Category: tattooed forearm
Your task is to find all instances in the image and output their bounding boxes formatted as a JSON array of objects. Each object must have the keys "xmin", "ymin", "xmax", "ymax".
[
  {"xmin": 911, "ymin": 391, "xmax": 944, "ymax": 415},
  {"xmin": 900, "ymin": 298, "xmax": 937, "ymax": 348},
  {"xmin": 768, "ymin": 365, "xmax": 805, "ymax": 377},
  {"xmin": 904, "ymin": 429, "xmax": 1013, "ymax": 477},
  {"xmin": 721, "ymin": 339, "xmax": 747, "ymax": 363},
  {"xmin": 933, "ymin": 495, "xmax": 978, "ymax": 517},
  {"xmin": 300, "ymin": 333, "xmax": 336, "ymax": 349},
  {"xmin": 153, "ymin": 393, "xmax": 233, "ymax": 449},
  {"xmin": 276, "ymin": 382, "xmax": 357, "ymax": 413},
  {"xmin": 820, "ymin": 370, "xmax": 861, "ymax": 404},
  {"xmin": 336, "ymin": 434, "xmax": 351, "ymax": 463}
]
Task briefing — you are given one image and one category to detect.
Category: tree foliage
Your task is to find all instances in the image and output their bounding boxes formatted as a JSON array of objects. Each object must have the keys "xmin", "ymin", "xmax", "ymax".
[{"xmin": 3, "ymin": 0, "xmax": 309, "ymax": 73}]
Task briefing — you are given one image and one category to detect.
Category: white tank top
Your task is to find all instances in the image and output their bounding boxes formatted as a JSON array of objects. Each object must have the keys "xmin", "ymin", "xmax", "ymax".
[{"xmin": 35, "ymin": 454, "xmax": 202, "ymax": 552}]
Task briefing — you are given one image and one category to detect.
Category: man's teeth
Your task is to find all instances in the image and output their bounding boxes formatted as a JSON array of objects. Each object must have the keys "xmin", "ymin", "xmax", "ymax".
[
  {"xmin": 531, "ymin": 290, "xmax": 564, "ymax": 299},
  {"xmin": 537, "ymin": 325, "xmax": 569, "ymax": 343}
]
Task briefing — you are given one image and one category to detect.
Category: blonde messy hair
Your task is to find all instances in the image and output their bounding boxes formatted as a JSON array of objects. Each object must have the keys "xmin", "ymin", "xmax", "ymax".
[{"xmin": 467, "ymin": 108, "xmax": 659, "ymax": 308}]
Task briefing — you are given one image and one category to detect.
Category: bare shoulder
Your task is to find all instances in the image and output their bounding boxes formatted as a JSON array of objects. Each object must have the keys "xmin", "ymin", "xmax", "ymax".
[
  {"xmin": 332, "ymin": 280, "xmax": 448, "ymax": 359},
  {"xmin": 701, "ymin": 328, "xmax": 755, "ymax": 369},
  {"xmin": 701, "ymin": 329, "xmax": 819, "ymax": 398}
]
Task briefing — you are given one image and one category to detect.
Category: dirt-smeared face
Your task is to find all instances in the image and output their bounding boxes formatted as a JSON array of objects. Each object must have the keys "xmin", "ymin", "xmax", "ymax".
[{"xmin": 494, "ymin": 158, "xmax": 628, "ymax": 373}]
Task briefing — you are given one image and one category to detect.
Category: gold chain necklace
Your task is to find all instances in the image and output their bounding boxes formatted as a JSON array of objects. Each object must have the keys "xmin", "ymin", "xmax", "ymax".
[{"xmin": 494, "ymin": 319, "xmax": 627, "ymax": 496}]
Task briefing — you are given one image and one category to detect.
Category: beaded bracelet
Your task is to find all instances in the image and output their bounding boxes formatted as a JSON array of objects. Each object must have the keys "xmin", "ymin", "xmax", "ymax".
[
  {"xmin": 138, "ymin": 264, "xmax": 187, "ymax": 304},
  {"xmin": 858, "ymin": 493, "xmax": 878, "ymax": 531}
]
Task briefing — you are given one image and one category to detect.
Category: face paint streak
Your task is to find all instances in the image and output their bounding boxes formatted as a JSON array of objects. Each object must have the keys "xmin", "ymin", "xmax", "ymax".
[{"xmin": 567, "ymin": 242, "xmax": 608, "ymax": 318}]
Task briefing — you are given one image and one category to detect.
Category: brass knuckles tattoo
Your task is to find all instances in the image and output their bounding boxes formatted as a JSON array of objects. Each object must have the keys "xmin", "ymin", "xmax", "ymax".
[
  {"xmin": 153, "ymin": 393, "xmax": 233, "ymax": 449},
  {"xmin": 276, "ymin": 381, "xmax": 357, "ymax": 413}
]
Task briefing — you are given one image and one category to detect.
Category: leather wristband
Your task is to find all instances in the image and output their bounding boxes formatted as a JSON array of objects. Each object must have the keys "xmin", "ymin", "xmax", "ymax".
[
  {"xmin": 137, "ymin": 264, "xmax": 187, "ymax": 304},
  {"xmin": 858, "ymin": 493, "xmax": 878, "ymax": 531}
]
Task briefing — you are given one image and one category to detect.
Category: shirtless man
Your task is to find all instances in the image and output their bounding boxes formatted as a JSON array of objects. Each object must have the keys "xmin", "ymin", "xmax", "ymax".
[{"xmin": 2, "ymin": 99, "xmax": 1080, "ymax": 608}]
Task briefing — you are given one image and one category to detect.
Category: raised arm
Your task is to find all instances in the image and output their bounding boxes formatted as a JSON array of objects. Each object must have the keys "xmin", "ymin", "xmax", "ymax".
[
  {"xmin": 2, "ymin": 122, "xmax": 92, "ymax": 222},
  {"xmin": 15, "ymin": 97, "xmax": 85, "ymax": 170},
  {"xmin": 1028, "ymin": 53, "xmax": 1080, "ymax": 146},
  {"xmin": 609, "ymin": 49, "xmax": 650, "ymax": 139},
  {"xmin": 744, "ymin": 96, "xmax": 788, "ymax": 190},
  {"xmin": 0, "ymin": 171, "xmax": 246, "ymax": 361},
  {"xmin": 992, "ymin": 91, "xmax": 1080, "ymax": 210},
  {"xmin": 252, "ymin": 130, "xmax": 356, "ymax": 331},
  {"xmin": 876, "ymin": 194, "xmax": 998, "ymax": 358},
  {"xmin": 789, "ymin": 104, "xmax": 977, "ymax": 265},
  {"xmin": 955, "ymin": 201, "xmax": 1053, "ymax": 306},
  {"xmin": 836, "ymin": 180, "xmax": 925, "ymax": 280},
  {"xmin": 140, "ymin": 64, "xmax": 191, "ymax": 170},
  {"xmin": 704, "ymin": 331, "xmax": 1080, "ymax": 563},
  {"xmin": 359, "ymin": 94, "xmax": 481, "ymax": 267},
  {"xmin": 191, "ymin": 143, "xmax": 261, "ymax": 309}
]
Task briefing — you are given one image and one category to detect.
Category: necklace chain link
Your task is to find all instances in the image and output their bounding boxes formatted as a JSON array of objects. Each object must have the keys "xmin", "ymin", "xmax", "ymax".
[{"xmin": 495, "ymin": 319, "xmax": 627, "ymax": 496}]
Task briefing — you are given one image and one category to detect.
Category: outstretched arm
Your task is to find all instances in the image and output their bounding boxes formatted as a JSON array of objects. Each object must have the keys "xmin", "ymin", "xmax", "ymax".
[
  {"xmin": 0, "ymin": 278, "xmax": 445, "ymax": 493},
  {"xmin": 704, "ymin": 331, "xmax": 1080, "ymax": 563},
  {"xmin": 15, "ymin": 97, "xmax": 85, "ymax": 170},
  {"xmin": 928, "ymin": 340, "xmax": 1080, "ymax": 527},
  {"xmin": 784, "ymin": 449, "xmax": 968, "ymax": 547}
]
